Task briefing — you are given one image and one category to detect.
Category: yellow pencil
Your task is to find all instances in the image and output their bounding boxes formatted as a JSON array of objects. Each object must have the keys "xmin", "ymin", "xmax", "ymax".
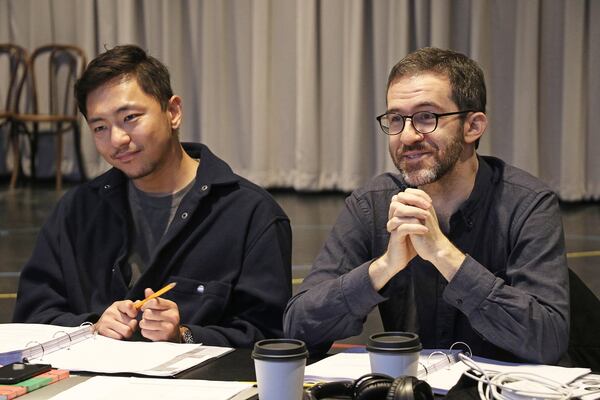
[{"xmin": 133, "ymin": 282, "xmax": 177, "ymax": 309}]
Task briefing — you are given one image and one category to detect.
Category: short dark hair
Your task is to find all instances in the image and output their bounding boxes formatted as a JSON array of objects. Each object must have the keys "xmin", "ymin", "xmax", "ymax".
[
  {"xmin": 75, "ymin": 45, "xmax": 173, "ymax": 118},
  {"xmin": 387, "ymin": 47, "xmax": 486, "ymax": 113}
]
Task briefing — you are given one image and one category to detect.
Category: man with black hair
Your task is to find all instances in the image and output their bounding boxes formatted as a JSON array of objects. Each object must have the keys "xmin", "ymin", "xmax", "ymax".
[{"xmin": 14, "ymin": 45, "xmax": 292, "ymax": 348}]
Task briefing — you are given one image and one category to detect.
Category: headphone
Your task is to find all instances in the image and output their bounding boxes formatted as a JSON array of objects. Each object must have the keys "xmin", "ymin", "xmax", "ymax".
[{"xmin": 306, "ymin": 373, "xmax": 434, "ymax": 400}]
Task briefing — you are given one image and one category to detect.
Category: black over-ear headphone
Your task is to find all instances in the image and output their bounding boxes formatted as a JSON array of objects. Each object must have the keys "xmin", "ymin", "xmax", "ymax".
[{"xmin": 306, "ymin": 373, "xmax": 434, "ymax": 400}]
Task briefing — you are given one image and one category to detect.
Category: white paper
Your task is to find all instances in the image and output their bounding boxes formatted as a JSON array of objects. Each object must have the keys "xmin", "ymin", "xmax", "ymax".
[
  {"xmin": 569, "ymin": 373, "xmax": 600, "ymax": 400},
  {"xmin": 303, "ymin": 351, "xmax": 453, "ymax": 383},
  {"xmin": 49, "ymin": 376, "xmax": 253, "ymax": 400}
]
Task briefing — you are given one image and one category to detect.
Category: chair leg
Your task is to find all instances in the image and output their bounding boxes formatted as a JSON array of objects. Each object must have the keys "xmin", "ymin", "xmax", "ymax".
[
  {"xmin": 9, "ymin": 125, "xmax": 20, "ymax": 190},
  {"xmin": 72, "ymin": 122, "xmax": 87, "ymax": 182},
  {"xmin": 56, "ymin": 131, "xmax": 63, "ymax": 191},
  {"xmin": 30, "ymin": 125, "xmax": 38, "ymax": 182}
]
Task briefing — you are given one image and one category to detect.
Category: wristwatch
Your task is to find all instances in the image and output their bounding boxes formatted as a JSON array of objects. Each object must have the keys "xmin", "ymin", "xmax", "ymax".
[{"xmin": 179, "ymin": 325, "xmax": 194, "ymax": 344}]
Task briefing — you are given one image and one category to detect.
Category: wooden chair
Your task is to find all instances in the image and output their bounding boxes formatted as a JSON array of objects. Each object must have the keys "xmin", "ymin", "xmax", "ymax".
[
  {"xmin": 0, "ymin": 44, "xmax": 28, "ymax": 188},
  {"xmin": 11, "ymin": 44, "xmax": 87, "ymax": 190}
]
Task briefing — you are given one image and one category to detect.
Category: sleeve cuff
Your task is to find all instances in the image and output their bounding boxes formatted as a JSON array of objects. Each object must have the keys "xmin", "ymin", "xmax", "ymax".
[
  {"xmin": 443, "ymin": 255, "xmax": 496, "ymax": 314},
  {"xmin": 340, "ymin": 261, "xmax": 387, "ymax": 316}
]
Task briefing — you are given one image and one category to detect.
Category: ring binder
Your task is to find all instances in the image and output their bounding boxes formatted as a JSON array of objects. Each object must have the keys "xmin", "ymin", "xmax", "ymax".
[
  {"xmin": 79, "ymin": 321, "xmax": 97, "ymax": 340},
  {"xmin": 416, "ymin": 347, "xmax": 464, "ymax": 380},
  {"xmin": 52, "ymin": 331, "xmax": 73, "ymax": 350},
  {"xmin": 0, "ymin": 324, "xmax": 231, "ymax": 376},
  {"xmin": 303, "ymin": 342, "xmax": 592, "ymax": 396},
  {"xmin": 418, "ymin": 361, "xmax": 429, "ymax": 378},
  {"xmin": 0, "ymin": 325, "xmax": 95, "ymax": 366},
  {"xmin": 449, "ymin": 341, "xmax": 472, "ymax": 357},
  {"xmin": 427, "ymin": 350, "xmax": 452, "ymax": 365},
  {"xmin": 23, "ymin": 341, "xmax": 44, "ymax": 362}
]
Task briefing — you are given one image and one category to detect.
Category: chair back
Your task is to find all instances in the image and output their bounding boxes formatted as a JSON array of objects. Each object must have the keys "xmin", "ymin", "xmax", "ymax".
[
  {"xmin": 22, "ymin": 44, "xmax": 86, "ymax": 120},
  {"xmin": 0, "ymin": 44, "xmax": 28, "ymax": 118},
  {"xmin": 562, "ymin": 268, "xmax": 600, "ymax": 372}
]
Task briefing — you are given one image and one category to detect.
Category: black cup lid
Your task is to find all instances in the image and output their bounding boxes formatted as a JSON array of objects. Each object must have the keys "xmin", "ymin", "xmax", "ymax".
[
  {"xmin": 366, "ymin": 332, "xmax": 422, "ymax": 353},
  {"xmin": 252, "ymin": 339, "xmax": 308, "ymax": 361}
]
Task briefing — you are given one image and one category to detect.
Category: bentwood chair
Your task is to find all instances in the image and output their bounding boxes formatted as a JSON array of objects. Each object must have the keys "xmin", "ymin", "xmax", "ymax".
[
  {"xmin": 0, "ymin": 44, "xmax": 28, "ymax": 187},
  {"xmin": 11, "ymin": 44, "xmax": 87, "ymax": 190}
]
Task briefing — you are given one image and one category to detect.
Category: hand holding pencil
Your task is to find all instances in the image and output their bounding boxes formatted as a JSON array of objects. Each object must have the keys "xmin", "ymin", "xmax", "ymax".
[
  {"xmin": 133, "ymin": 282, "xmax": 177, "ymax": 309},
  {"xmin": 137, "ymin": 283, "xmax": 182, "ymax": 342},
  {"xmin": 95, "ymin": 282, "xmax": 181, "ymax": 342}
]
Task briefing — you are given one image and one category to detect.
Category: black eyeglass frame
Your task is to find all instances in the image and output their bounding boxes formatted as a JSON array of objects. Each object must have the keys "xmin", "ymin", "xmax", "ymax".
[{"xmin": 376, "ymin": 110, "xmax": 477, "ymax": 136}]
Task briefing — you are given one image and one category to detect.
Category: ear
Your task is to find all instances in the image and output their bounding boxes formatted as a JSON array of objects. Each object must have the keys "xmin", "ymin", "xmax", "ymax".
[
  {"xmin": 463, "ymin": 111, "xmax": 487, "ymax": 145},
  {"xmin": 167, "ymin": 95, "xmax": 183, "ymax": 130}
]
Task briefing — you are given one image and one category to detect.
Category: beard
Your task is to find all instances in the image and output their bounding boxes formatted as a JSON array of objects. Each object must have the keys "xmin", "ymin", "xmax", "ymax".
[{"xmin": 391, "ymin": 129, "xmax": 464, "ymax": 187}]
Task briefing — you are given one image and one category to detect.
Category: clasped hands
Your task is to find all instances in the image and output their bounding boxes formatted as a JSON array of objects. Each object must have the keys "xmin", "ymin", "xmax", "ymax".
[
  {"xmin": 369, "ymin": 188, "xmax": 465, "ymax": 291},
  {"xmin": 95, "ymin": 287, "xmax": 181, "ymax": 342}
]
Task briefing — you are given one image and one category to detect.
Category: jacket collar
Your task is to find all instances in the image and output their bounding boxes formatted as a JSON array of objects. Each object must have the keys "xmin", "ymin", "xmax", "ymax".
[{"xmin": 89, "ymin": 142, "xmax": 239, "ymax": 193}]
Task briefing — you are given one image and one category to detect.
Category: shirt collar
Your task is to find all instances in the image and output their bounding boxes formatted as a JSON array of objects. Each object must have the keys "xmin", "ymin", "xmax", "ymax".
[{"xmin": 454, "ymin": 155, "xmax": 496, "ymax": 228}]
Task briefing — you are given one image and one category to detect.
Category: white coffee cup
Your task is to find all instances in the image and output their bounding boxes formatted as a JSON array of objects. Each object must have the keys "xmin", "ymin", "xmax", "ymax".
[
  {"xmin": 366, "ymin": 332, "xmax": 422, "ymax": 378},
  {"xmin": 252, "ymin": 338, "xmax": 308, "ymax": 400}
]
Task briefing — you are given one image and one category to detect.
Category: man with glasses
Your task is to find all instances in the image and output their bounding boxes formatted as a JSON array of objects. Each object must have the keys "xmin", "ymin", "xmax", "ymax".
[{"xmin": 284, "ymin": 47, "xmax": 569, "ymax": 364}]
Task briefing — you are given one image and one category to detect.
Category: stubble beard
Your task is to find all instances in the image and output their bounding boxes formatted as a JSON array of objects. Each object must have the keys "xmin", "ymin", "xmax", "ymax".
[{"xmin": 391, "ymin": 131, "xmax": 464, "ymax": 187}]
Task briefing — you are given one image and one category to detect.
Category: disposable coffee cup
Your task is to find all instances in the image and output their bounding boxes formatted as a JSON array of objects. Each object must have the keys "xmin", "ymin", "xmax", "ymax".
[
  {"xmin": 252, "ymin": 338, "xmax": 308, "ymax": 400},
  {"xmin": 366, "ymin": 332, "xmax": 422, "ymax": 378}
]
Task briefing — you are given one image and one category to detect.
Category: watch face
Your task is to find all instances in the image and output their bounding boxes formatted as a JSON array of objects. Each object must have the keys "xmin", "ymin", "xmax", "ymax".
[{"xmin": 182, "ymin": 327, "xmax": 194, "ymax": 344}]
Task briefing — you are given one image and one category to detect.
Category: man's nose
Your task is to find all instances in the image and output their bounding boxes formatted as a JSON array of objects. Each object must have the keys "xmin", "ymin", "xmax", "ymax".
[
  {"xmin": 110, "ymin": 126, "xmax": 131, "ymax": 147},
  {"xmin": 399, "ymin": 120, "xmax": 424, "ymax": 146}
]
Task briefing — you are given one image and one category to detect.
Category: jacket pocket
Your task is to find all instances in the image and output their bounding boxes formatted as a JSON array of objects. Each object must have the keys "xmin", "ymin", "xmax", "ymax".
[{"xmin": 166, "ymin": 275, "xmax": 232, "ymax": 325}]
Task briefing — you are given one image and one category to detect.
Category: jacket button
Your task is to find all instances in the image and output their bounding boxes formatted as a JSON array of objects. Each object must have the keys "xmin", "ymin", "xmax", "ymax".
[
  {"xmin": 104, "ymin": 184, "xmax": 111, "ymax": 190},
  {"xmin": 181, "ymin": 212, "xmax": 189, "ymax": 219},
  {"xmin": 196, "ymin": 285, "xmax": 205, "ymax": 294},
  {"xmin": 201, "ymin": 185, "xmax": 208, "ymax": 191},
  {"xmin": 457, "ymin": 298, "xmax": 463, "ymax": 305}
]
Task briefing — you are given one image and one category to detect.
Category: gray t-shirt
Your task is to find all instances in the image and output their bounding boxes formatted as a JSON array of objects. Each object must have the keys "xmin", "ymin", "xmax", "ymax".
[{"xmin": 126, "ymin": 179, "xmax": 195, "ymax": 286}]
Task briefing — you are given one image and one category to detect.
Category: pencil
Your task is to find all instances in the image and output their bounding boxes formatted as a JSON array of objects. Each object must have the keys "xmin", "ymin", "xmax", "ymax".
[{"xmin": 133, "ymin": 282, "xmax": 177, "ymax": 309}]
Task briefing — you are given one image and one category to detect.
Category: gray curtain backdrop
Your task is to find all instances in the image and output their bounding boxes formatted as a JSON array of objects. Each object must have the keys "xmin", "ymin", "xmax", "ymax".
[{"xmin": 1, "ymin": 0, "xmax": 598, "ymax": 200}]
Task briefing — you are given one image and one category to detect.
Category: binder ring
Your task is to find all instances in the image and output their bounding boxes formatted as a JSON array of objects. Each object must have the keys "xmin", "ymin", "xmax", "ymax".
[
  {"xmin": 80, "ymin": 321, "xmax": 97, "ymax": 339},
  {"xmin": 24, "ymin": 340, "xmax": 44, "ymax": 361},
  {"xmin": 418, "ymin": 361, "xmax": 429, "ymax": 377},
  {"xmin": 427, "ymin": 350, "xmax": 452, "ymax": 367},
  {"xmin": 449, "ymin": 341, "xmax": 473, "ymax": 357},
  {"xmin": 52, "ymin": 330, "xmax": 73, "ymax": 350}
]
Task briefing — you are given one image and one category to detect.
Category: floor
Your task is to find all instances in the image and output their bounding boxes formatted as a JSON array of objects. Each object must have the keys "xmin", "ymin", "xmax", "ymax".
[{"xmin": 1, "ymin": 182, "xmax": 599, "ymax": 346}]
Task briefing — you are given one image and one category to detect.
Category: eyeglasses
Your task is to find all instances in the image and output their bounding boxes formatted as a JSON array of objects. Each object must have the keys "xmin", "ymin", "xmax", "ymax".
[{"xmin": 376, "ymin": 110, "xmax": 475, "ymax": 136}]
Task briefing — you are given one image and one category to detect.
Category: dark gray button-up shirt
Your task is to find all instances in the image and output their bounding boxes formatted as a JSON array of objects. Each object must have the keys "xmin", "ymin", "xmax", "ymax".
[{"xmin": 284, "ymin": 155, "xmax": 569, "ymax": 364}]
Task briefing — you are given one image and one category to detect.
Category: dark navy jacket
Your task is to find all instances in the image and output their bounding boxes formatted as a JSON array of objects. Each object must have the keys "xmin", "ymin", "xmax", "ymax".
[{"xmin": 13, "ymin": 143, "xmax": 292, "ymax": 348}]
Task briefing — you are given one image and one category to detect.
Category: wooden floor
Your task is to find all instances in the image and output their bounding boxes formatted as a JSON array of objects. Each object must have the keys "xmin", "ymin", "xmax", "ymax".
[{"xmin": 1, "ymin": 182, "xmax": 599, "ymax": 345}]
